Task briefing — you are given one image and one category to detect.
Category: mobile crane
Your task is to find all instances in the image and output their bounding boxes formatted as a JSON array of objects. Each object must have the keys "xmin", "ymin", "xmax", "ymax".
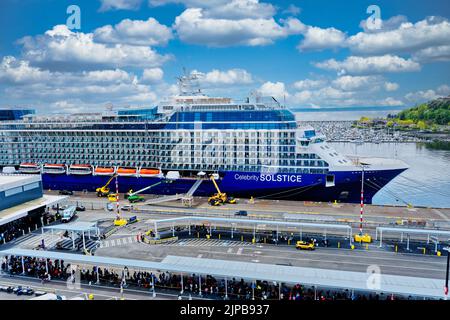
[
  {"xmin": 208, "ymin": 174, "xmax": 236, "ymax": 206},
  {"xmin": 96, "ymin": 174, "xmax": 117, "ymax": 197}
]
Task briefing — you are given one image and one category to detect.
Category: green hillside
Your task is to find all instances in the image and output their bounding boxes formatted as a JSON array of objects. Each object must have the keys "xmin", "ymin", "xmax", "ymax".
[{"xmin": 396, "ymin": 96, "xmax": 450, "ymax": 126}]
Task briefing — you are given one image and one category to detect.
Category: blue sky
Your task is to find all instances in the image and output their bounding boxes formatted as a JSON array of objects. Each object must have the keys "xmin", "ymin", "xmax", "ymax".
[{"xmin": 0, "ymin": 0, "xmax": 449, "ymax": 115}]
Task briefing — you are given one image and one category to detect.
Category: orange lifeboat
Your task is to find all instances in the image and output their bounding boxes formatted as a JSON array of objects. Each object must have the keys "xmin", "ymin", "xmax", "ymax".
[
  {"xmin": 43, "ymin": 163, "xmax": 66, "ymax": 174},
  {"xmin": 94, "ymin": 167, "xmax": 115, "ymax": 176},
  {"xmin": 19, "ymin": 162, "xmax": 41, "ymax": 174},
  {"xmin": 139, "ymin": 168, "xmax": 161, "ymax": 177},
  {"xmin": 117, "ymin": 167, "xmax": 137, "ymax": 176},
  {"xmin": 69, "ymin": 164, "xmax": 92, "ymax": 175}
]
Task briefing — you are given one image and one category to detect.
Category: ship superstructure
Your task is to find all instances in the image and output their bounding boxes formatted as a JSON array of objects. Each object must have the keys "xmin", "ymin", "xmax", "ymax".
[{"xmin": 0, "ymin": 75, "xmax": 408, "ymax": 203}]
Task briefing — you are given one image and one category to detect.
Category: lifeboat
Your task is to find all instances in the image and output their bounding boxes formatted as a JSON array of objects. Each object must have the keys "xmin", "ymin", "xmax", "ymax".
[
  {"xmin": 94, "ymin": 166, "xmax": 115, "ymax": 176},
  {"xmin": 139, "ymin": 168, "xmax": 161, "ymax": 177},
  {"xmin": 117, "ymin": 167, "xmax": 138, "ymax": 176},
  {"xmin": 19, "ymin": 163, "xmax": 41, "ymax": 174},
  {"xmin": 43, "ymin": 164, "xmax": 66, "ymax": 174},
  {"xmin": 68, "ymin": 164, "xmax": 92, "ymax": 175}
]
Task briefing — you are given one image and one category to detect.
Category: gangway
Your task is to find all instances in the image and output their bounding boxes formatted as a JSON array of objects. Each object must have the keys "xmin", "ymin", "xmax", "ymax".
[
  {"xmin": 186, "ymin": 178, "xmax": 203, "ymax": 197},
  {"xmin": 127, "ymin": 180, "xmax": 166, "ymax": 197},
  {"xmin": 138, "ymin": 194, "xmax": 185, "ymax": 205},
  {"xmin": 134, "ymin": 178, "xmax": 204, "ymax": 207}
]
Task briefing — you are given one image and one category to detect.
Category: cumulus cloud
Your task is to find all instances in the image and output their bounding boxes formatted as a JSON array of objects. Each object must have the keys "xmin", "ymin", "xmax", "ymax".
[
  {"xmin": 315, "ymin": 55, "xmax": 421, "ymax": 75},
  {"xmin": 18, "ymin": 25, "xmax": 170, "ymax": 70},
  {"xmin": 282, "ymin": 4, "xmax": 301, "ymax": 16},
  {"xmin": 293, "ymin": 79, "xmax": 326, "ymax": 90},
  {"xmin": 99, "ymin": 0, "xmax": 143, "ymax": 11},
  {"xmin": 194, "ymin": 68, "xmax": 253, "ymax": 86},
  {"xmin": 173, "ymin": 8, "xmax": 303, "ymax": 47},
  {"xmin": 412, "ymin": 45, "xmax": 450, "ymax": 62},
  {"xmin": 347, "ymin": 16, "xmax": 450, "ymax": 55},
  {"xmin": 141, "ymin": 68, "xmax": 164, "ymax": 83},
  {"xmin": 0, "ymin": 56, "xmax": 51, "ymax": 84},
  {"xmin": 258, "ymin": 81, "xmax": 289, "ymax": 100},
  {"xmin": 94, "ymin": 18, "xmax": 173, "ymax": 46},
  {"xmin": 359, "ymin": 15, "xmax": 408, "ymax": 33},
  {"xmin": 202, "ymin": 0, "xmax": 276, "ymax": 19},
  {"xmin": 405, "ymin": 84, "xmax": 450, "ymax": 102},
  {"xmin": 297, "ymin": 26, "xmax": 347, "ymax": 51}
]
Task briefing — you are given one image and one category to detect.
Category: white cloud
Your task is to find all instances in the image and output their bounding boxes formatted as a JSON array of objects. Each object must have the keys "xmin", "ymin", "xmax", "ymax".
[
  {"xmin": 347, "ymin": 17, "xmax": 450, "ymax": 55},
  {"xmin": 141, "ymin": 68, "xmax": 164, "ymax": 83},
  {"xmin": 359, "ymin": 15, "xmax": 408, "ymax": 33},
  {"xmin": 413, "ymin": 45, "xmax": 450, "ymax": 62},
  {"xmin": 0, "ymin": 56, "xmax": 51, "ymax": 84},
  {"xmin": 18, "ymin": 25, "xmax": 170, "ymax": 70},
  {"xmin": 94, "ymin": 18, "xmax": 173, "ymax": 46},
  {"xmin": 195, "ymin": 68, "xmax": 253, "ymax": 86},
  {"xmin": 202, "ymin": 0, "xmax": 276, "ymax": 19},
  {"xmin": 297, "ymin": 26, "xmax": 346, "ymax": 51},
  {"xmin": 283, "ymin": 4, "xmax": 301, "ymax": 16},
  {"xmin": 405, "ymin": 84, "xmax": 450, "ymax": 102},
  {"xmin": 315, "ymin": 55, "xmax": 421, "ymax": 75},
  {"xmin": 173, "ymin": 8, "xmax": 303, "ymax": 47},
  {"xmin": 384, "ymin": 82, "xmax": 399, "ymax": 92},
  {"xmin": 332, "ymin": 75, "xmax": 377, "ymax": 91},
  {"xmin": 293, "ymin": 79, "xmax": 326, "ymax": 90},
  {"xmin": 99, "ymin": 0, "xmax": 143, "ymax": 11},
  {"xmin": 258, "ymin": 81, "xmax": 289, "ymax": 100}
]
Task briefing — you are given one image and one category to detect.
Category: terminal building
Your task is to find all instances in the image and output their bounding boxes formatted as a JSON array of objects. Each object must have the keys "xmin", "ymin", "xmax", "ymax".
[
  {"xmin": 0, "ymin": 174, "xmax": 66, "ymax": 242},
  {"xmin": 0, "ymin": 175, "xmax": 43, "ymax": 211}
]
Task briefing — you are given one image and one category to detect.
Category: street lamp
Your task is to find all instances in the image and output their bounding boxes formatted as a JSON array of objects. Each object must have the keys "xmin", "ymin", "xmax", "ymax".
[{"xmin": 444, "ymin": 246, "xmax": 450, "ymax": 299}]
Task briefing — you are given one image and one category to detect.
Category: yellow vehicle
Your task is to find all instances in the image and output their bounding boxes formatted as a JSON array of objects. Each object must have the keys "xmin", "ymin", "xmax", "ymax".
[
  {"xmin": 107, "ymin": 193, "xmax": 118, "ymax": 202},
  {"xmin": 114, "ymin": 218, "xmax": 127, "ymax": 226},
  {"xmin": 295, "ymin": 240, "xmax": 315, "ymax": 250},
  {"xmin": 208, "ymin": 175, "xmax": 236, "ymax": 206},
  {"xmin": 96, "ymin": 174, "xmax": 117, "ymax": 197},
  {"xmin": 353, "ymin": 233, "xmax": 372, "ymax": 243}
]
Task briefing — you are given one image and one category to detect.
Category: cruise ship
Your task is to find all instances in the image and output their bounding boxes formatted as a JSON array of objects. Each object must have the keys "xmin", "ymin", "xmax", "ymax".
[{"xmin": 0, "ymin": 75, "xmax": 408, "ymax": 204}]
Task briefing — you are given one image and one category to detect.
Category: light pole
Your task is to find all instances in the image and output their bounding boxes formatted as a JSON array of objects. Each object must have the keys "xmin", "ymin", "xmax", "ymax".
[{"xmin": 444, "ymin": 246, "xmax": 450, "ymax": 299}]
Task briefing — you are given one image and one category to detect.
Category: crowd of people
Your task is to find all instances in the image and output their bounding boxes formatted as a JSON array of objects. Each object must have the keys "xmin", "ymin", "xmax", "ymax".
[{"xmin": 1, "ymin": 256, "xmax": 415, "ymax": 300}]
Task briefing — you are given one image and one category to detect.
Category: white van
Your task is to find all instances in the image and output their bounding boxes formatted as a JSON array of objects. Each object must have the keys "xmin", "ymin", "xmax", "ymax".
[{"xmin": 61, "ymin": 206, "xmax": 77, "ymax": 223}]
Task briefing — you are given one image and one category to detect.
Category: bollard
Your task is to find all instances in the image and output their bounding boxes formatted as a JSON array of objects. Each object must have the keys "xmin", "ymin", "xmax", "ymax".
[
  {"xmin": 206, "ymin": 234, "xmax": 210, "ymax": 240},
  {"xmin": 197, "ymin": 232, "xmax": 199, "ymax": 239},
  {"xmin": 423, "ymin": 248, "xmax": 426, "ymax": 255},
  {"xmin": 395, "ymin": 245, "xmax": 398, "ymax": 253},
  {"xmin": 351, "ymin": 245, "xmax": 355, "ymax": 250},
  {"xmin": 366, "ymin": 244, "xmax": 369, "ymax": 250},
  {"xmin": 241, "ymin": 235, "xmax": 244, "ymax": 242},
  {"xmin": 437, "ymin": 251, "xmax": 441, "ymax": 257},
  {"xmin": 337, "ymin": 242, "xmax": 340, "ymax": 249},
  {"xmin": 218, "ymin": 234, "xmax": 221, "ymax": 240},
  {"xmin": 288, "ymin": 239, "xmax": 290, "ymax": 245}
]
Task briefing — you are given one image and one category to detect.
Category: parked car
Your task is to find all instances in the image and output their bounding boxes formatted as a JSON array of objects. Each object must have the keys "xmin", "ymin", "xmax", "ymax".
[
  {"xmin": 0, "ymin": 286, "xmax": 13, "ymax": 293},
  {"xmin": 76, "ymin": 205, "xmax": 86, "ymax": 211},
  {"xmin": 106, "ymin": 202, "xmax": 114, "ymax": 211},
  {"xmin": 59, "ymin": 190, "xmax": 73, "ymax": 195},
  {"xmin": 121, "ymin": 205, "xmax": 132, "ymax": 211},
  {"xmin": 235, "ymin": 210, "xmax": 248, "ymax": 216}
]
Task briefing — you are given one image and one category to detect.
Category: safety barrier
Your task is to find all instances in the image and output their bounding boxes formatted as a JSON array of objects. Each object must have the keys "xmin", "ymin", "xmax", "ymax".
[{"xmin": 142, "ymin": 236, "xmax": 179, "ymax": 245}]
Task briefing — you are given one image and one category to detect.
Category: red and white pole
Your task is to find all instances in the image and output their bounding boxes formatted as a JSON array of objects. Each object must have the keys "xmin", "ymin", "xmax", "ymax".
[
  {"xmin": 115, "ymin": 175, "xmax": 120, "ymax": 220},
  {"xmin": 359, "ymin": 165, "xmax": 365, "ymax": 235}
]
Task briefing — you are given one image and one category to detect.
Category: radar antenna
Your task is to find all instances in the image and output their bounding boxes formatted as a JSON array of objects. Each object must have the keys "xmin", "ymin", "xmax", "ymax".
[{"xmin": 176, "ymin": 68, "xmax": 203, "ymax": 96}]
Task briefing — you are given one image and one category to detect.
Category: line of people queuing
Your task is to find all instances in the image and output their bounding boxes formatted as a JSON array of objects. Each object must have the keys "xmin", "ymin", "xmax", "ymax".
[{"xmin": 1, "ymin": 255, "xmax": 417, "ymax": 300}]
